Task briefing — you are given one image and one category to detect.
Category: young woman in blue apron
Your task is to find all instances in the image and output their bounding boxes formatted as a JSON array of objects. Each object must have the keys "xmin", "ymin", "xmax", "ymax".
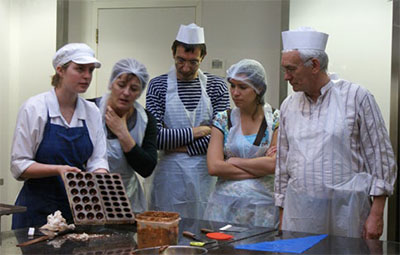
[
  {"xmin": 90, "ymin": 58, "xmax": 157, "ymax": 213},
  {"xmin": 10, "ymin": 43, "xmax": 109, "ymax": 229},
  {"xmin": 205, "ymin": 59, "xmax": 279, "ymax": 228}
]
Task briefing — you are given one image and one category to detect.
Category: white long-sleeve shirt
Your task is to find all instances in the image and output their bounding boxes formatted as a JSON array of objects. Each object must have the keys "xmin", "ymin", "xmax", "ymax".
[
  {"xmin": 275, "ymin": 78, "xmax": 397, "ymax": 207},
  {"xmin": 11, "ymin": 88, "xmax": 109, "ymax": 180}
]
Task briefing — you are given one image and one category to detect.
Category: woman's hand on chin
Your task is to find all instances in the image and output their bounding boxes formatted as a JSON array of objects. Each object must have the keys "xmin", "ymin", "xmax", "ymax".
[{"xmin": 105, "ymin": 105, "xmax": 129, "ymax": 138}]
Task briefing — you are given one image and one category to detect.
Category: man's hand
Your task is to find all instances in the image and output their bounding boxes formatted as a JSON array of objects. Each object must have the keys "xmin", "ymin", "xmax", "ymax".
[
  {"xmin": 193, "ymin": 126, "xmax": 211, "ymax": 139},
  {"xmin": 363, "ymin": 213, "xmax": 383, "ymax": 239},
  {"xmin": 362, "ymin": 196, "xmax": 386, "ymax": 239}
]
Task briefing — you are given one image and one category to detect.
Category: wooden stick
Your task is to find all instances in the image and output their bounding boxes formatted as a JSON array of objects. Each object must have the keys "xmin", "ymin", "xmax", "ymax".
[{"xmin": 16, "ymin": 235, "xmax": 50, "ymax": 247}]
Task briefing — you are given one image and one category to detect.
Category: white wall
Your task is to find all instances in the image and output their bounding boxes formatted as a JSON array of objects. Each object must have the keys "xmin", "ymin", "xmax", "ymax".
[
  {"xmin": 0, "ymin": 0, "xmax": 15, "ymax": 232},
  {"xmin": 0, "ymin": 0, "xmax": 57, "ymax": 231},
  {"xmin": 288, "ymin": 0, "xmax": 392, "ymax": 128},
  {"xmin": 201, "ymin": 0, "xmax": 282, "ymax": 108},
  {"xmin": 68, "ymin": 0, "xmax": 98, "ymax": 98},
  {"xmin": 0, "ymin": 1, "xmax": 10, "ymax": 179},
  {"xmin": 289, "ymin": 0, "xmax": 392, "ymax": 240},
  {"xmin": 0, "ymin": 1, "xmax": 11, "ymax": 230}
]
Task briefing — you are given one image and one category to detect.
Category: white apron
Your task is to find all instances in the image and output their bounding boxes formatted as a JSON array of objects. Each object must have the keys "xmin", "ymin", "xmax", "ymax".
[
  {"xmin": 99, "ymin": 94, "xmax": 148, "ymax": 213},
  {"xmin": 282, "ymin": 80, "xmax": 372, "ymax": 238},
  {"xmin": 205, "ymin": 104, "xmax": 278, "ymax": 228},
  {"xmin": 149, "ymin": 66, "xmax": 215, "ymax": 219}
]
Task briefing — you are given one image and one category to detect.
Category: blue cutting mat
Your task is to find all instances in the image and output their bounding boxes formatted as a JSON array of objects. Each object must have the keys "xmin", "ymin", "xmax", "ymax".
[{"xmin": 235, "ymin": 234, "xmax": 328, "ymax": 253}]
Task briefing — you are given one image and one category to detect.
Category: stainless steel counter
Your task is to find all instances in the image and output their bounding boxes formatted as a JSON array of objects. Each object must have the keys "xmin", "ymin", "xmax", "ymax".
[
  {"xmin": 208, "ymin": 230, "xmax": 400, "ymax": 254},
  {"xmin": 1, "ymin": 217, "xmax": 399, "ymax": 254}
]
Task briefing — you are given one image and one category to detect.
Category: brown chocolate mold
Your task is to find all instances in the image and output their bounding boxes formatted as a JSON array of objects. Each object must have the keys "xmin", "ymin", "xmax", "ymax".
[{"xmin": 62, "ymin": 172, "xmax": 135, "ymax": 225}]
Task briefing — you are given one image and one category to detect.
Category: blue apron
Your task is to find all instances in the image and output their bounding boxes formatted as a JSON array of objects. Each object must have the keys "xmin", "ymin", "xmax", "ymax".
[{"xmin": 12, "ymin": 113, "xmax": 94, "ymax": 229}]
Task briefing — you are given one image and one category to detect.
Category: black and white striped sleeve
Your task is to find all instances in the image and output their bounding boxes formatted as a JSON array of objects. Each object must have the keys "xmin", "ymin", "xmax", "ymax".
[{"xmin": 146, "ymin": 75, "xmax": 194, "ymax": 150}]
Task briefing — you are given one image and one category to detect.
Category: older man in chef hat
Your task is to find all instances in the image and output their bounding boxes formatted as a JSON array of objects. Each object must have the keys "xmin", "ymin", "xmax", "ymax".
[
  {"xmin": 146, "ymin": 23, "xmax": 229, "ymax": 219},
  {"xmin": 274, "ymin": 27, "xmax": 397, "ymax": 239}
]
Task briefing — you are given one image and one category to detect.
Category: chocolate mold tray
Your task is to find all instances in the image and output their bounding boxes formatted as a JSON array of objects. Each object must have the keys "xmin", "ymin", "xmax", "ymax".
[{"xmin": 63, "ymin": 172, "xmax": 135, "ymax": 225}]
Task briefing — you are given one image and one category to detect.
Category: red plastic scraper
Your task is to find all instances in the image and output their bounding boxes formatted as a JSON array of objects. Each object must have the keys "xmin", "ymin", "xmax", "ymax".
[{"xmin": 206, "ymin": 232, "xmax": 233, "ymax": 240}]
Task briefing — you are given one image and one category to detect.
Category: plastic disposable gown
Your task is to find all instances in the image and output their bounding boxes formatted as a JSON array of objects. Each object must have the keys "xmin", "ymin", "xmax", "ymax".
[
  {"xmin": 275, "ymin": 78, "xmax": 397, "ymax": 237},
  {"xmin": 149, "ymin": 66, "xmax": 216, "ymax": 219},
  {"xmin": 205, "ymin": 104, "xmax": 279, "ymax": 228}
]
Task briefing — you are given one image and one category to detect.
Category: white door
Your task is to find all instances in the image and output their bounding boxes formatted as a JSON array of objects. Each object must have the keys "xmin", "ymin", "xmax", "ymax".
[{"xmin": 96, "ymin": 6, "xmax": 197, "ymax": 105}]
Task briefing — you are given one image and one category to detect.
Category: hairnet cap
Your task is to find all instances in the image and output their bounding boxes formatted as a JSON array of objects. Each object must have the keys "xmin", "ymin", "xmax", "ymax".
[
  {"xmin": 176, "ymin": 23, "xmax": 205, "ymax": 44},
  {"xmin": 226, "ymin": 59, "xmax": 267, "ymax": 96},
  {"xmin": 108, "ymin": 58, "xmax": 149, "ymax": 91},
  {"xmin": 282, "ymin": 27, "xmax": 328, "ymax": 51},
  {"xmin": 52, "ymin": 43, "xmax": 101, "ymax": 70}
]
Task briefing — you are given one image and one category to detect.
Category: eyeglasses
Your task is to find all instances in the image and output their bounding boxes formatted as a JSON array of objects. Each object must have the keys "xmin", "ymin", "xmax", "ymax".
[
  {"xmin": 175, "ymin": 57, "xmax": 200, "ymax": 67},
  {"xmin": 281, "ymin": 58, "xmax": 313, "ymax": 74}
]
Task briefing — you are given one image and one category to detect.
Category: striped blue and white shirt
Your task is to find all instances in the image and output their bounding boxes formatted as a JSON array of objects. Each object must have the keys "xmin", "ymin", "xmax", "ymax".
[{"xmin": 146, "ymin": 73, "xmax": 229, "ymax": 156}]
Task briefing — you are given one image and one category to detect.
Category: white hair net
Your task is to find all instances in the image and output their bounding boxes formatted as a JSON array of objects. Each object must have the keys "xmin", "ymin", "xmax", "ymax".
[
  {"xmin": 108, "ymin": 58, "xmax": 149, "ymax": 91},
  {"xmin": 226, "ymin": 59, "xmax": 267, "ymax": 99}
]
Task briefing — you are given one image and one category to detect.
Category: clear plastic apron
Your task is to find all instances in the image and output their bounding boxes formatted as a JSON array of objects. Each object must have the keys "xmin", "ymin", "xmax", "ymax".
[
  {"xmin": 205, "ymin": 104, "xmax": 278, "ymax": 228},
  {"xmin": 282, "ymin": 80, "xmax": 372, "ymax": 238},
  {"xmin": 99, "ymin": 94, "xmax": 148, "ymax": 213},
  {"xmin": 149, "ymin": 66, "xmax": 215, "ymax": 219}
]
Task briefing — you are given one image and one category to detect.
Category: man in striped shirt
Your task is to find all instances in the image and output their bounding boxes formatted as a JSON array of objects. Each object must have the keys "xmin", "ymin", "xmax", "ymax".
[
  {"xmin": 275, "ymin": 27, "xmax": 396, "ymax": 239},
  {"xmin": 145, "ymin": 23, "xmax": 229, "ymax": 219}
]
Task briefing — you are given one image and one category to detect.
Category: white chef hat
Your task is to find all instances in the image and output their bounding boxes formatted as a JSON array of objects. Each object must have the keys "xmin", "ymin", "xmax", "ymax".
[
  {"xmin": 282, "ymin": 27, "xmax": 328, "ymax": 51},
  {"xmin": 52, "ymin": 43, "xmax": 101, "ymax": 70},
  {"xmin": 175, "ymin": 23, "xmax": 205, "ymax": 44}
]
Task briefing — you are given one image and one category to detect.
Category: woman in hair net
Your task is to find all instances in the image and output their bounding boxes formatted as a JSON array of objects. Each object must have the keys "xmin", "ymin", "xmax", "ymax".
[
  {"xmin": 11, "ymin": 43, "xmax": 109, "ymax": 229},
  {"xmin": 90, "ymin": 58, "xmax": 157, "ymax": 213},
  {"xmin": 205, "ymin": 59, "xmax": 279, "ymax": 228}
]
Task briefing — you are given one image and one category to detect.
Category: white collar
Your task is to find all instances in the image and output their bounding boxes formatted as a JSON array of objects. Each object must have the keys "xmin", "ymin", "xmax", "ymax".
[{"xmin": 48, "ymin": 88, "xmax": 86, "ymax": 120}]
